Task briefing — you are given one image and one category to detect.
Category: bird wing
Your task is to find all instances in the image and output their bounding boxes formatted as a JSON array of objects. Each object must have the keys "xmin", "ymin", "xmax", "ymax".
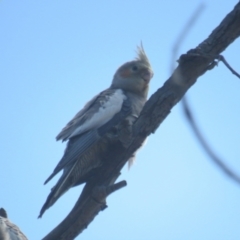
[
  {"xmin": 0, "ymin": 216, "xmax": 28, "ymax": 240},
  {"xmin": 44, "ymin": 88, "xmax": 132, "ymax": 184},
  {"xmin": 56, "ymin": 88, "xmax": 126, "ymax": 141}
]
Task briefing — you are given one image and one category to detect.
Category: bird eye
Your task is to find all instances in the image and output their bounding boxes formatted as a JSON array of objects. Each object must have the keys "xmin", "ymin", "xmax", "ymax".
[{"xmin": 131, "ymin": 65, "xmax": 138, "ymax": 71}]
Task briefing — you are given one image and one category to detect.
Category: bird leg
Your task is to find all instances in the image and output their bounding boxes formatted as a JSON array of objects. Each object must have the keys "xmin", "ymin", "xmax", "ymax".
[{"xmin": 117, "ymin": 119, "xmax": 134, "ymax": 148}]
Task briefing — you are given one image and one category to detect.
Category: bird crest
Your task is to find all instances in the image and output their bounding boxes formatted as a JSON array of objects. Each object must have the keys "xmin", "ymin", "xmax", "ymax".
[{"xmin": 135, "ymin": 43, "xmax": 151, "ymax": 67}]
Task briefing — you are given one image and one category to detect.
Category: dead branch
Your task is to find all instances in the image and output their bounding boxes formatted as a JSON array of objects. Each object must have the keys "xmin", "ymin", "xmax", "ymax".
[{"xmin": 170, "ymin": 3, "xmax": 240, "ymax": 185}]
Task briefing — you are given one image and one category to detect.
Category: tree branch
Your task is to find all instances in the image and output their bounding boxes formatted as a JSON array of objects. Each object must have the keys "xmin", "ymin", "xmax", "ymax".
[
  {"xmin": 42, "ymin": 2, "xmax": 240, "ymax": 239},
  {"xmin": 170, "ymin": 3, "xmax": 240, "ymax": 185}
]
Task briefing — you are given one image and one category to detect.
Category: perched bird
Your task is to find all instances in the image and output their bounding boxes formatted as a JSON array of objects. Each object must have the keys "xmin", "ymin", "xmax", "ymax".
[
  {"xmin": 0, "ymin": 208, "xmax": 28, "ymax": 240},
  {"xmin": 39, "ymin": 45, "xmax": 153, "ymax": 218}
]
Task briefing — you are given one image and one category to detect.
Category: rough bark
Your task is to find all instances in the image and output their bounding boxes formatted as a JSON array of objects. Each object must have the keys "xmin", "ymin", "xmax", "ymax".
[{"xmin": 43, "ymin": 2, "xmax": 240, "ymax": 239}]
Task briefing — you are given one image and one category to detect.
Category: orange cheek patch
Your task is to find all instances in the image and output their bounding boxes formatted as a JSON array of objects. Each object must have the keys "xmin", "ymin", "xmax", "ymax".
[{"xmin": 120, "ymin": 69, "xmax": 131, "ymax": 78}]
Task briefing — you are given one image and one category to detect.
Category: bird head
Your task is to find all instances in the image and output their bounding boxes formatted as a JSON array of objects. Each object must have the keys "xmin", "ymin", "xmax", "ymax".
[{"xmin": 111, "ymin": 44, "xmax": 153, "ymax": 98}]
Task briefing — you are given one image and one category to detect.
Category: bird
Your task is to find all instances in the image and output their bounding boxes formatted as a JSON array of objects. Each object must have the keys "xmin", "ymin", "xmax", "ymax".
[
  {"xmin": 38, "ymin": 44, "xmax": 154, "ymax": 218},
  {"xmin": 0, "ymin": 208, "xmax": 28, "ymax": 240}
]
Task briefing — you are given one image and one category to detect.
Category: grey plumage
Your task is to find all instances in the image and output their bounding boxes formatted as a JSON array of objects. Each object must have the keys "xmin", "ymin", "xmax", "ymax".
[
  {"xmin": 0, "ymin": 208, "xmax": 28, "ymax": 240},
  {"xmin": 39, "ymin": 45, "xmax": 153, "ymax": 218}
]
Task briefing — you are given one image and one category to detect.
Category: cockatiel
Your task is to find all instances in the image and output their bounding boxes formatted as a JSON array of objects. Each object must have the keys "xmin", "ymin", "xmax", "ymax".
[
  {"xmin": 0, "ymin": 208, "xmax": 28, "ymax": 240},
  {"xmin": 39, "ymin": 45, "xmax": 153, "ymax": 218}
]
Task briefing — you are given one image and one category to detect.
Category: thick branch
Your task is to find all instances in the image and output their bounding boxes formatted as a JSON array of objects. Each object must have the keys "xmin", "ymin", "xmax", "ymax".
[
  {"xmin": 42, "ymin": 181, "xmax": 127, "ymax": 240},
  {"xmin": 43, "ymin": 2, "xmax": 240, "ymax": 240}
]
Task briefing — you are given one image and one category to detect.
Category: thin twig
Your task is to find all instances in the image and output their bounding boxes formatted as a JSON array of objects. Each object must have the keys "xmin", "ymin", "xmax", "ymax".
[
  {"xmin": 182, "ymin": 98, "xmax": 240, "ymax": 184},
  {"xmin": 171, "ymin": 3, "xmax": 205, "ymax": 73},
  {"xmin": 218, "ymin": 55, "xmax": 240, "ymax": 78}
]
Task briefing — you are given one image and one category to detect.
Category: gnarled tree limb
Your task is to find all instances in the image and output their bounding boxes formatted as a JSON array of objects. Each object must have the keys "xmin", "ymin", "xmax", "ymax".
[{"xmin": 43, "ymin": 2, "xmax": 240, "ymax": 239}]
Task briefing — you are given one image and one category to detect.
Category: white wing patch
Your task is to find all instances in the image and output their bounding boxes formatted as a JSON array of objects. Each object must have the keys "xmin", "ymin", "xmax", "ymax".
[{"xmin": 69, "ymin": 89, "xmax": 126, "ymax": 138}]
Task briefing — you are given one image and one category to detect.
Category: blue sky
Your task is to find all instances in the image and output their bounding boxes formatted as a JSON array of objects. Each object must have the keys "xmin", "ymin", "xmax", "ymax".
[{"xmin": 1, "ymin": 1, "xmax": 240, "ymax": 239}]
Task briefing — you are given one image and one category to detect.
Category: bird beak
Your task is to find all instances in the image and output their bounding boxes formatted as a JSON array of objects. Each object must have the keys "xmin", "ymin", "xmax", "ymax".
[{"xmin": 141, "ymin": 69, "xmax": 153, "ymax": 83}]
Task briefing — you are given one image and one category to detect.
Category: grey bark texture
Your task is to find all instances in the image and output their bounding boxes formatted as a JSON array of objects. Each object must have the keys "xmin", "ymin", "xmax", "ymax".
[{"xmin": 42, "ymin": 2, "xmax": 240, "ymax": 240}]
